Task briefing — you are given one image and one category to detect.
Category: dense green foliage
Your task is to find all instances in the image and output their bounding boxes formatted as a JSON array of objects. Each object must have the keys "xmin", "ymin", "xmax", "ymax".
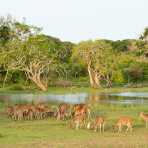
[{"xmin": 0, "ymin": 15, "xmax": 148, "ymax": 90}]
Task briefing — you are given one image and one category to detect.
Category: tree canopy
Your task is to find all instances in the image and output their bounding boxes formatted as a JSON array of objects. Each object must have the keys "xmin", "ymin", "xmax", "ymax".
[{"xmin": 0, "ymin": 15, "xmax": 148, "ymax": 90}]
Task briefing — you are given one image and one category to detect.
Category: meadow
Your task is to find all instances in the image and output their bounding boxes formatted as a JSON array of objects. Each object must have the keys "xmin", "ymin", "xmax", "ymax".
[
  {"xmin": 0, "ymin": 101, "xmax": 148, "ymax": 148},
  {"xmin": 0, "ymin": 85, "xmax": 148, "ymax": 94},
  {"xmin": 0, "ymin": 8, "xmax": 148, "ymax": 148}
]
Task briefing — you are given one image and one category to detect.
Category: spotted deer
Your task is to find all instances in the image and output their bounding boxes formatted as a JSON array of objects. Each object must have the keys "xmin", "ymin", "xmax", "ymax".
[
  {"xmin": 73, "ymin": 113, "xmax": 85, "ymax": 130},
  {"xmin": 73, "ymin": 104, "xmax": 91, "ymax": 121},
  {"xmin": 57, "ymin": 103, "xmax": 70, "ymax": 120},
  {"xmin": 87, "ymin": 116, "xmax": 105, "ymax": 133},
  {"xmin": 6, "ymin": 106, "xmax": 14, "ymax": 119},
  {"xmin": 115, "ymin": 117, "xmax": 133, "ymax": 133}
]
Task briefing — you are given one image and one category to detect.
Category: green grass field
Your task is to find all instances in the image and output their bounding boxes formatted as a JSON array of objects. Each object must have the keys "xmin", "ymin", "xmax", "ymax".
[
  {"xmin": 0, "ymin": 85, "xmax": 148, "ymax": 94},
  {"xmin": 0, "ymin": 103, "xmax": 148, "ymax": 148}
]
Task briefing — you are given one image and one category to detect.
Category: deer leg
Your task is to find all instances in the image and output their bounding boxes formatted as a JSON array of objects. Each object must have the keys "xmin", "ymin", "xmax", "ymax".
[
  {"xmin": 14, "ymin": 114, "xmax": 17, "ymax": 121},
  {"xmin": 76, "ymin": 122, "xmax": 79, "ymax": 130},
  {"xmin": 102, "ymin": 123, "xmax": 105, "ymax": 132},
  {"xmin": 94, "ymin": 126, "xmax": 97, "ymax": 132},
  {"xmin": 130, "ymin": 126, "xmax": 133, "ymax": 132},
  {"xmin": 118, "ymin": 125, "xmax": 122, "ymax": 133},
  {"xmin": 100, "ymin": 124, "xmax": 102, "ymax": 133},
  {"xmin": 126, "ymin": 126, "xmax": 129, "ymax": 132},
  {"xmin": 57, "ymin": 112, "xmax": 60, "ymax": 120}
]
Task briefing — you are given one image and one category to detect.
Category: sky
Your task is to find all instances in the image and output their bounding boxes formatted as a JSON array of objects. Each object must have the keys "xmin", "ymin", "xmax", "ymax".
[{"xmin": 0, "ymin": 0, "xmax": 148, "ymax": 43}]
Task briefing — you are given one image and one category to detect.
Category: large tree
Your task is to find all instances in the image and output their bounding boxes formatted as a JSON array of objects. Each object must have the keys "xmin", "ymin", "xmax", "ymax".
[
  {"xmin": 72, "ymin": 40, "xmax": 116, "ymax": 88},
  {"xmin": 0, "ymin": 15, "xmax": 41, "ymax": 44},
  {"xmin": 0, "ymin": 16, "xmax": 49, "ymax": 91},
  {"xmin": 0, "ymin": 38, "xmax": 52, "ymax": 91}
]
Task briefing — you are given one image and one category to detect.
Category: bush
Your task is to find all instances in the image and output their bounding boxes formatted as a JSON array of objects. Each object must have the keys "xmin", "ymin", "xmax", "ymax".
[
  {"xmin": 9, "ymin": 84, "xmax": 25, "ymax": 90},
  {"xmin": 126, "ymin": 64, "xmax": 143, "ymax": 82}
]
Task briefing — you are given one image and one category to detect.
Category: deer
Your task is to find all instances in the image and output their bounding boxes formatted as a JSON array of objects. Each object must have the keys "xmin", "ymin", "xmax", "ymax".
[
  {"xmin": 56, "ymin": 103, "xmax": 70, "ymax": 120},
  {"xmin": 115, "ymin": 117, "xmax": 133, "ymax": 133},
  {"xmin": 12, "ymin": 105, "xmax": 24, "ymax": 120},
  {"xmin": 140, "ymin": 112, "xmax": 148, "ymax": 128},
  {"xmin": 87, "ymin": 116, "xmax": 105, "ymax": 133},
  {"xmin": 73, "ymin": 104, "xmax": 91, "ymax": 120},
  {"xmin": 6, "ymin": 106, "xmax": 14, "ymax": 119},
  {"xmin": 34, "ymin": 103, "xmax": 50, "ymax": 119},
  {"xmin": 25, "ymin": 105, "xmax": 35, "ymax": 120},
  {"xmin": 73, "ymin": 113, "xmax": 86, "ymax": 130}
]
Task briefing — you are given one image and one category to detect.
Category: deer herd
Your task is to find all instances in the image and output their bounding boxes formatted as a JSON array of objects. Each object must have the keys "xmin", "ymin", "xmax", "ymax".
[{"xmin": 5, "ymin": 103, "xmax": 148, "ymax": 133}]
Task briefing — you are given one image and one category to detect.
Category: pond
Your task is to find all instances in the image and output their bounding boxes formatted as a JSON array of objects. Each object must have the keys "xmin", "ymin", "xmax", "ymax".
[{"xmin": 0, "ymin": 92, "xmax": 148, "ymax": 105}]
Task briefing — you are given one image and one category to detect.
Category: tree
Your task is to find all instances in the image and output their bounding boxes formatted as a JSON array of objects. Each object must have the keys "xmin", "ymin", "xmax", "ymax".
[
  {"xmin": 0, "ymin": 25, "xmax": 11, "ymax": 44},
  {"xmin": 127, "ymin": 64, "xmax": 143, "ymax": 82},
  {"xmin": 72, "ymin": 40, "xmax": 116, "ymax": 88},
  {"xmin": 0, "ymin": 15, "xmax": 41, "ymax": 43},
  {"xmin": 0, "ymin": 38, "xmax": 52, "ymax": 91},
  {"xmin": 140, "ymin": 27, "xmax": 148, "ymax": 42}
]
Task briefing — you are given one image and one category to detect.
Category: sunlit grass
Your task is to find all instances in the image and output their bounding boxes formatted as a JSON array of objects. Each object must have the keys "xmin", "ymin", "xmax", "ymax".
[
  {"xmin": 0, "ymin": 85, "xmax": 148, "ymax": 94},
  {"xmin": 0, "ymin": 103, "xmax": 148, "ymax": 147}
]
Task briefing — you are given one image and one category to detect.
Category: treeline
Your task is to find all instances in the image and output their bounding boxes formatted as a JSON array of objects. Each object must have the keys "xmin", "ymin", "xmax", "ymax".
[{"xmin": 0, "ymin": 15, "xmax": 148, "ymax": 91}]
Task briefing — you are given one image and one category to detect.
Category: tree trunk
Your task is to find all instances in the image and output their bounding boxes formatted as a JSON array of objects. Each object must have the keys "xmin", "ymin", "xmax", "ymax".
[
  {"xmin": 24, "ymin": 62, "xmax": 49, "ymax": 91},
  {"xmin": 106, "ymin": 79, "xmax": 112, "ymax": 88},
  {"xmin": 31, "ymin": 77, "xmax": 47, "ymax": 91},
  {"xmin": 87, "ymin": 65, "xmax": 101, "ymax": 88},
  {"xmin": 93, "ymin": 71, "xmax": 101, "ymax": 88},
  {"xmin": 88, "ymin": 65, "xmax": 95, "ymax": 88},
  {"xmin": 3, "ymin": 70, "xmax": 8, "ymax": 88},
  {"xmin": 105, "ymin": 75, "xmax": 112, "ymax": 88}
]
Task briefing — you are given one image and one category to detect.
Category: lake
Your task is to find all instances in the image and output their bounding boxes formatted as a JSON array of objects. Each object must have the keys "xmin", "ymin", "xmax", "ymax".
[{"xmin": 0, "ymin": 92, "xmax": 148, "ymax": 105}]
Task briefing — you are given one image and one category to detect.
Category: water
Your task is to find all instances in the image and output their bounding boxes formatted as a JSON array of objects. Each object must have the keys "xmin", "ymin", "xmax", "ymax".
[{"xmin": 0, "ymin": 92, "xmax": 148, "ymax": 105}]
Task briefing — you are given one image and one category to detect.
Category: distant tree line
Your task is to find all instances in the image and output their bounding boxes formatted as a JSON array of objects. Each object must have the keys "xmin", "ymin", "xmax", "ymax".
[{"xmin": 0, "ymin": 15, "xmax": 148, "ymax": 91}]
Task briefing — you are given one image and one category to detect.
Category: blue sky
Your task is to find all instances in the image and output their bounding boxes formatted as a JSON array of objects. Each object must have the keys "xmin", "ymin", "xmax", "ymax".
[{"xmin": 0, "ymin": 0, "xmax": 148, "ymax": 42}]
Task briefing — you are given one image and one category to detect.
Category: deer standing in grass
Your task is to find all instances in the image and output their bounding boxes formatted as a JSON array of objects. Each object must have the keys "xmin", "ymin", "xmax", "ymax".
[
  {"xmin": 73, "ymin": 113, "xmax": 85, "ymax": 130},
  {"xmin": 140, "ymin": 112, "xmax": 148, "ymax": 128},
  {"xmin": 6, "ymin": 106, "xmax": 14, "ymax": 118},
  {"xmin": 87, "ymin": 116, "xmax": 105, "ymax": 133},
  {"xmin": 115, "ymin": 117, "xmax": 133, "ymax": 133},
  {"xmin": 57, "ymin": 103, "xmax": 70, "ymax": 120}
]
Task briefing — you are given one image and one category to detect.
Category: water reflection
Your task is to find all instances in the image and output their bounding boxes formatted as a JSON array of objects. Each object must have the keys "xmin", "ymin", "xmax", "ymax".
[
  {"xmin": 111, "ymin": 92, "xmax": 148, "ymax": 98},
  {"xmin": 0, "ymin": 92, "xmax": 148, "ymax": 105},
  {"xmin": 0, "ymin": 93, "xmax": 88, "ymax": 104}
]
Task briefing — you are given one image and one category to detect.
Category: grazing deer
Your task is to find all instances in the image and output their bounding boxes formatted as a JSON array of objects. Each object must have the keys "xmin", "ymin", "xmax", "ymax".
[
  {"xmin": 34, "ymin": 103, "xmax": 50, "ymax": 119},
  {"xmin": 6, "ymin": 106, "xmax": 14, "ymax": 118},
  {"xmin": 140, "ymin": 112, "xmax": 148, "ymax": 128},
  {"xmin": 34, "ymin": 106, "xmax": 41, "ymax": 119},
  {"xmin": 73, "ymin": 114, "xmax": 85, "ymax": 130},
  {"xmin": 5, "ymin": 103, "xmax": 51, "ymax": 121},
  {"xmin": 115, "ymin": 117, "xmax": 133, "ymax": 133},
  {"xmin": 21, "ymin": 104, "xmax": 32, "ymax": 120},
  {"xmin": 57, "ymin": 103, "xmax": 70, "ymax": 120},
  {"xmin": 26, "ymin": 105, "xmax": 35, "ymax": 120},
  {"xmin": 73, "ymin": 104, "xmax": 91, "ymax": 119},
  {"xmin": 13, "ymin": 105, "xmax": 24, "ymax": 120},
  {"xmin": 87, "ymin": 116, "xmax": 105, "ymax": 133}
]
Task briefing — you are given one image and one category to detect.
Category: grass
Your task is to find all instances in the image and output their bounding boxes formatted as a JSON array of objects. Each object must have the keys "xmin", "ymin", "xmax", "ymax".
[
  {"xmin": 46, "ymin": 86, "xmax": 148, "ymax": 94},
  {"xmin": 0, "ymin": 103, "xmax": 148, "ymax": 148},
  {"xmin": 0, "ymin": 85, "xmax": 148, "ymax": 94}
]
